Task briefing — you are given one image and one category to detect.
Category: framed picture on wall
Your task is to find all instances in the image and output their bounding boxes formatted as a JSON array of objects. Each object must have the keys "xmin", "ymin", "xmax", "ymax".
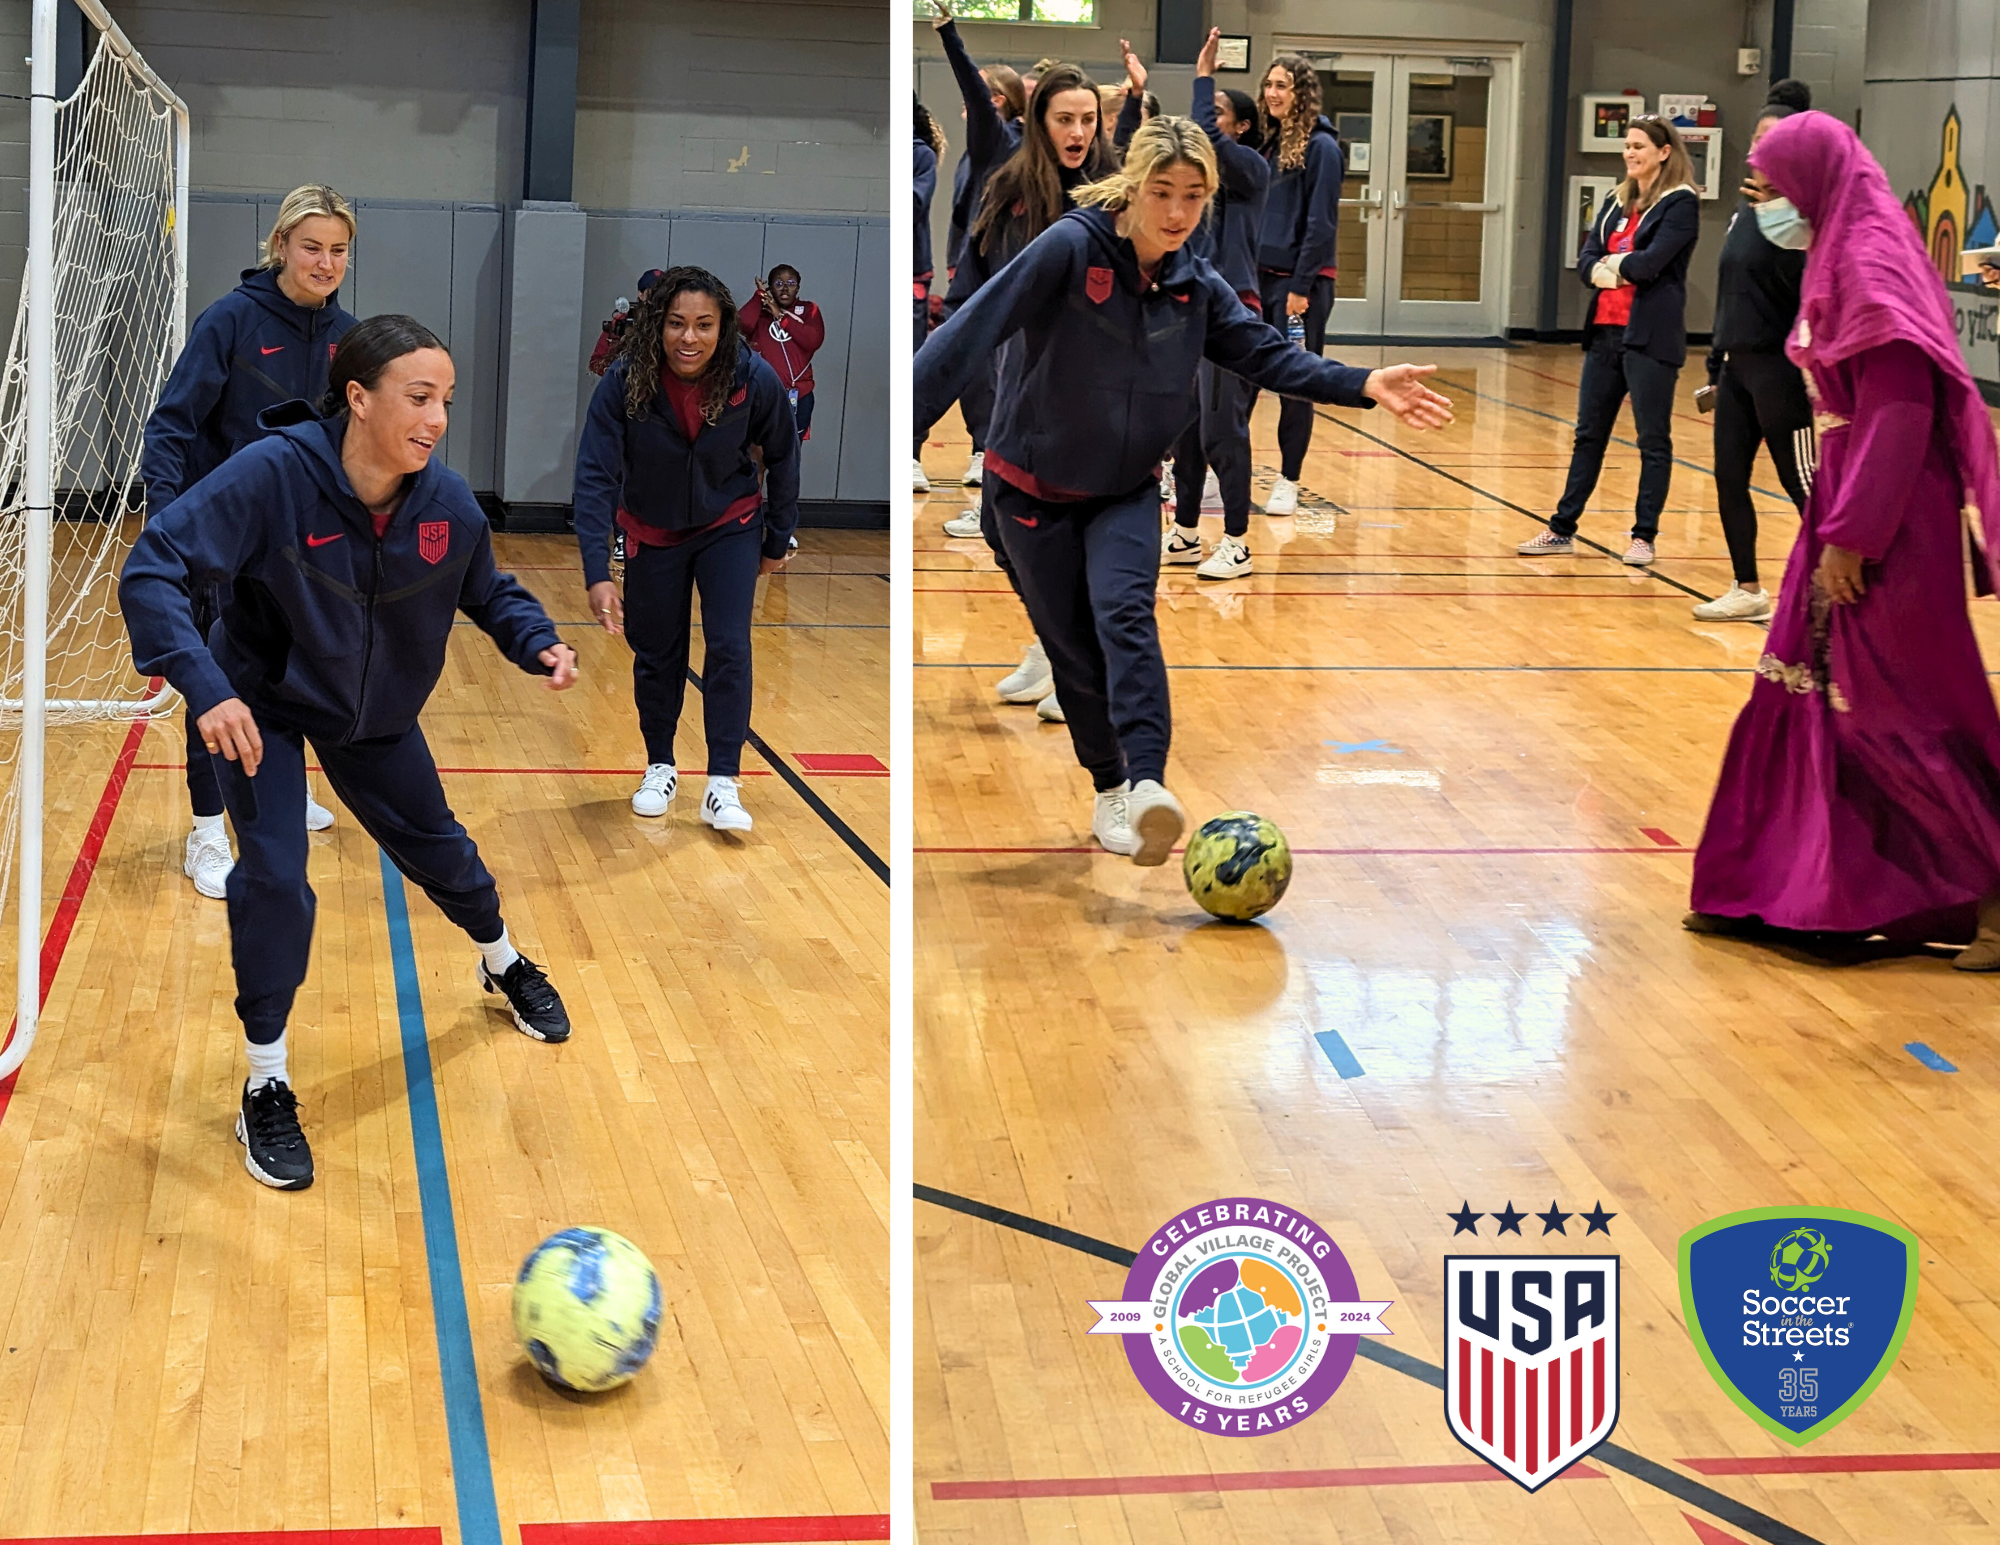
[
  {"xmin": 1581, "ymin": 93, "xmax": 1645, "ymax": 153},
  {"xmin": 1406, "ymin": 113, "xmax": 1453, "ymax": 179},
  {"xmin": 1214, "ymin": 34, "xmax": 1250, "ymax": 71},
  {"xmin": 1678, "ymin": 127, "xmax": 1724, "ymax": 199},
  {"xmin": 1336, "ymin": 113, "xmax": 1371, "ymax": 174}
]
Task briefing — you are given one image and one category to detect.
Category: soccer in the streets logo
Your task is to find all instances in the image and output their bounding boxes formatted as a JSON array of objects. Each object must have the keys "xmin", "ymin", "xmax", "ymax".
[
  {"xmin": 1679, "ymin": 1206, "xmax": 1918, "ymax": 1445},
  {"xmin": 1088, "ymin": 1198, "xmax": 1391, "ymax": 1434}
]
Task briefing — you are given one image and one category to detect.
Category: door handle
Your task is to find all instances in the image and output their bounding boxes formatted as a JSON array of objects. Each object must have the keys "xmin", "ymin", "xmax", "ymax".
[{"xmin": 1401, "ymin": 200, "xmax": 1503, "ymax": 213}]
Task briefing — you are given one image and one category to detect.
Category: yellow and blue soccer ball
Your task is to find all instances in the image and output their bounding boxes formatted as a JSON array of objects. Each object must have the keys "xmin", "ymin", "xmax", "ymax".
[
  {"xmin": 1182, "ymin": 811, "xmax": 1293, "ymax": 921},
  {"xmin": 512, "ymin": 1227, "xmax": 663, "ymax": 1392}
]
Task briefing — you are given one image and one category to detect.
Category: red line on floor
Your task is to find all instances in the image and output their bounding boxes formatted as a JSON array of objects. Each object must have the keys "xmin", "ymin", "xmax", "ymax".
[
  {"xmin": 1685, "ymin": 1514, "xmax": 1747, "ymax": 1544},
  {"xmin": 0, "ymin": 1530, "xmax": 438, "ymax": 1544},
  {"xmin": 1639, "ymin": 827, "xmax": 1681, "ymax": 846},
  {"xmin": 0, "ymin": 695, "xmax": 156, "ymax": 1125},
  {"xmin": 129, "ymin": 764, "xmax": 885, "ymax": 779},
  {"xmin": 918, "ymin": 845, "xmax": 1691, "ymax": 857},
  {"xmin": 1680, "ymin": 1452, "xmax": 2000, "ymax": 1475},
  {"xmin": 519, "ymin": 1517, "xmax": 891, "ymax": 1544},
  {"xmin": 794, "ymin": 753, "xmax": 889, "ymax": 774},
  {"xmin": 915, "ymin": 588, "xmax": 1681, "ymax": 600},
  {"xmin": 932, "ymin": 1461, "xmax": 1605, "ymax": 1500}
]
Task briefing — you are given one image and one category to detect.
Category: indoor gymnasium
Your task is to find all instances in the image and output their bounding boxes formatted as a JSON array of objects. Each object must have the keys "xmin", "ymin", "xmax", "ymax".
[
  {"xmin": 912, "ymin": 2, "xmax": 2000, "ymax": 1542},
  {"xmin": 0, "ymin": 2, "xmax": 886, "ymax": 1543}
]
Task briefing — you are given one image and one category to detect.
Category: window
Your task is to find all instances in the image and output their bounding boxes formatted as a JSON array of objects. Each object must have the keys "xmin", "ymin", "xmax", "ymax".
[{"xmin": 916, "ymin": 0, "xmax": 1095, "ymax": 24}]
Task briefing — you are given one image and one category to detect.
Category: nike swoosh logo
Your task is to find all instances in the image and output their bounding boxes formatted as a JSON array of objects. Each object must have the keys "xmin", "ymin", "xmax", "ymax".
[
  {"xmin": 260, "ymin": 345, "xmax": 283, "ymax": 355},
  {"xmin": 306, "ymin": 532, "xmax": 343, "ymax": 547},
  {"xmin": 1011, "ymin": 514, "xmax": 1039, "ymax": 528}
]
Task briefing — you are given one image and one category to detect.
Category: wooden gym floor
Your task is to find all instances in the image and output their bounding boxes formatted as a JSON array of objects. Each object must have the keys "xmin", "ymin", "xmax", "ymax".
[
  {"xmin": 914, "ymin": 345, "xmax": 2000, "ymax": 1544},
  {"xmin": 0, "ymin": 529, "xmax": 887, "ymax": 1543}
]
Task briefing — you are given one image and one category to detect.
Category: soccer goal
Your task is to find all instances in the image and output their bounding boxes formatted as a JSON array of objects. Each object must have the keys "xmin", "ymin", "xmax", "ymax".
[{"xmin": 0, "ymin": 0, "xmax": 187, "ymax": 1078}]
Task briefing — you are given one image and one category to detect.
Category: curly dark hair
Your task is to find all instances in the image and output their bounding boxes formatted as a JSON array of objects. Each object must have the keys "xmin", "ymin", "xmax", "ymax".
[
  {"xmin": 616, "ymin": 265, "xmax": 741, "ymax": 425},
  {"xmin": 1259, "ymin": 54, "xmax": 1323, "ymax": 173}
]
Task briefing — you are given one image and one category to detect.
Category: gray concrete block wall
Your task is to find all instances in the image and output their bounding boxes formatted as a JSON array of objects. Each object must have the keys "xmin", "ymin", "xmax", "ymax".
[{"xmin": 576, "ymin": 0, "xmax": 889, "ymax": 215}]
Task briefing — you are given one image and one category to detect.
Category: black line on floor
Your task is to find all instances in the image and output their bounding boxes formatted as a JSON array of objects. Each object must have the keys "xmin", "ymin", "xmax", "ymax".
[
  {"xmin": 915, "ymin": 1183, "xmax": 1826, "ymax": 1545},
  {"xmin": 684, "ymin": 668, "xmax": 889, "ymax": 885}
]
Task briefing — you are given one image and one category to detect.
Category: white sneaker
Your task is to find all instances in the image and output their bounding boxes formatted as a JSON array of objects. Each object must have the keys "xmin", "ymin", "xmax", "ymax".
[
  {"xmin": 1037, "ymin": 690, "xmax": 1065, "ymax": 722},
  {"xmin": 942, "ymin": 510, "xmax": 982, "ymax": 538},
  {"xmin": 1158, "ymin": 462, "xmax": 1175, "ymax": 503},
  {"xmin": 1091, "ymin": 781, "xmax": 1137, "ymax": 856},
  {"xmin": 1265, "ymin": 477, "xmax": 1299, "ymax": 516},
  {"xmin": 1197, "ymin": 535, "xmax": 1252, "ymax": 580},
  {"xmin": 1124, "ymin": 779, "xmax": 1186, "ymax": 867},
  {"xmin": 631, "ymin": 762, "xmax": 678, "ymax": 816},
  {"xmin": 912, "ymin": 457, "xmax": 931, "ymax": 492},
  {"xmin": 962, "ymin": 450, "xmax": 984, "ymax": 485},
  {"xmin": 700, "ymin": 777, "xmax": 753, "ymax": 833},
  {"xmin": 996, "ymin": 638, "xmax": 1053, "ymax": 702},
  {"xmin": 1162, "ymin": 527, "xmax": 1203, "ymax": 565},
  {"xmin": 184, "ymin": 826, "xmax": 232, "ymax": 899},
  {"xmin": 1203, "ymin": 469, "xmax": 1221, "ymax": 505},
  {"xmin": 1691, "ymin": 584, "xmax": 1773, "ymax": 622},
  {"xmin": 305, "ymin": 791, "xmax": 335, "ymax": 831}
]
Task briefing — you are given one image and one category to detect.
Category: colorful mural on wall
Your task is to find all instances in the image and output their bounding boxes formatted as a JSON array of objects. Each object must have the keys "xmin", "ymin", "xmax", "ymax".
[{"xmin": 1904, "ymin": 105, "xmax": 2000, "ymax": 281}]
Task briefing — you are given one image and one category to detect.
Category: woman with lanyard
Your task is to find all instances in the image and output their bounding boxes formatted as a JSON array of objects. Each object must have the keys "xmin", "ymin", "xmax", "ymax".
[
  {"xmin": 742, "ymin": 265, "xmax": 826, "ymax": 443},
  {"xmin": 929, "ymin": 0, "xmax": 1026, "ymax": 491},
  {"xmin": 142, "ymin": 183, "xmax": 359, "ymax": 898},
  {"xmin": 121, "ymin": 315, "xmax": 579, "ymax": 1189},
  {"xmin": 1688, "ymin": 111, "xmax": 2000, "ymax": 972},
  {"xmin": 936, "ymin": 61, "xmax": 1116, "ymax": 722},
  {"xmin": 914, "ymin": 117, "xmax": 1451, "ymax": 866},
  {"xmin": 1251, "ymin": 54, "xmax": 1342, "ymax": 518},
  {"xmin": 1518, "ymin": 116, "xmax": 1699, "ymax": 564},
  {"xmin": 1693, "ymin": 83, "xmax": 1815, "ymax": 622},
  {"xmin": 574, "ymin": 267, "xmax": 801, "ymax": 835}
]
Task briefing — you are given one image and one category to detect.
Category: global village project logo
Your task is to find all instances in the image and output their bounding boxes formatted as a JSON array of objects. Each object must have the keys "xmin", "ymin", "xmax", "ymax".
[
  {"xmin": 1087, "ymin": 1197, "xmax": 1393, "ymax": 1434},
  {"xmin": 1679, "ymin": 1206, "xmax": 1919, "ymax": 1445}
]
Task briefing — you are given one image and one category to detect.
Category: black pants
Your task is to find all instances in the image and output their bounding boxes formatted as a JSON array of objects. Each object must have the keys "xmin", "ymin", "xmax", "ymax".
[
  {"xmin": 976, "ymin": 477, "xmax": 1025, "ymax": 600},
  {"xmin": 185, "ymin": 585, "xmax": 227, "ymax": 818},
  {"xmin": 992, "ymin": 478, "xmax": 1169, "ymax": 791},
  {"xmin": 1713, "ymin": 349, "xmax": 1812, "ymax": 586},
  {"xmin": 622, "ymin": 518, "xmax": 761, "ymax": 776},
  {"xmin": 214, "ymin": 716, "xmax": 503, "ymax": 1043},
  {"xmin": 1172, "ymin": 361, "xmax": 1253, "ymax": 538},
  {"xmin": 1252, "ymin": 273, "xmax": 1335, "ymax": 480},
  {"xmin": 959, "ymin": 352, "xmax": 997, "ymax": 454},
  {"xmin": 1552, "ymin": 325, "xmax": 1679, "ymax": 541}
]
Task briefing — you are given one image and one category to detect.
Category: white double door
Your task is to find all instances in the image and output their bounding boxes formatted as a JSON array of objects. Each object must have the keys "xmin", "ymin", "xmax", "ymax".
[{"xmin": 1281, "ymin": 46, "xmax": 1518, "ymax": 339}]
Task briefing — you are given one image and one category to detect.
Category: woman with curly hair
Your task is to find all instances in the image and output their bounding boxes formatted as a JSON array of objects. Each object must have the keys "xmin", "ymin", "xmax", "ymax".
[
  {"xmin": 573, "ymin": 266, "xmax": 802, "ymax": 834},
  {"xmin": 1252, "ymin": 53, "xmax": 1344, "ymax": 515}
]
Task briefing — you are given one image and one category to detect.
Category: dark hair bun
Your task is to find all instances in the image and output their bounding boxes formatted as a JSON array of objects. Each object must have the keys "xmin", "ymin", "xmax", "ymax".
[
  {"xmin": 1765, "ymin": 78, "xmax": 1812, "ymax": 112},
  {"xmin": 321, "ymin": 314, "xmax": 446, "ymax": 416}
]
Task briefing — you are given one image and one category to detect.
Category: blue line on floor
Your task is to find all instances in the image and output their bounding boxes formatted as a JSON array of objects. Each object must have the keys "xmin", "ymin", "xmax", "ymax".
[
  {"xmin": 379, "ymin": 850, "xmax": 502, "ymax": 1545},
  {"xmin": 1315, "ymin": 1029, "xmax": 1366, "ymax": 1079},
  {"xmin": 1905, "ymin": 1041, "xmax": 1958, "ymax": 1073}
]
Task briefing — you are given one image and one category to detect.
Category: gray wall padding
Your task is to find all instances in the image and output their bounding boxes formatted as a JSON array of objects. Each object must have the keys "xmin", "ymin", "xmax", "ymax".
[{"xmin": 500, "ymin": 203, "xmax": 589, "ymax": 504}]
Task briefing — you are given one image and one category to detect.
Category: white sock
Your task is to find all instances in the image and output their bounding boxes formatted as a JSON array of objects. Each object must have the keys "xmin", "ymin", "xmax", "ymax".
[
  {"xmin": 245, "ymin": 1032, "xmax": 288, "ymax": 1091},
  {"xmin": 193, "ymin": 812, "xmax": 224, "ymax": 835},
  {"xmin": 477, "ymin": 927, "xmax": 521, "ymax": 977}
]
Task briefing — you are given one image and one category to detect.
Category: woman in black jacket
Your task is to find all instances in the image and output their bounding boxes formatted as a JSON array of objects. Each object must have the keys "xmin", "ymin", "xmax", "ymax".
[
  {"xmin": 1519, "ymin": 116, "xmax": 1700, "ymax": 565},
  {"xmin": 1693, "ymin": 92, "xmax": 1813, "ymax": 621}
]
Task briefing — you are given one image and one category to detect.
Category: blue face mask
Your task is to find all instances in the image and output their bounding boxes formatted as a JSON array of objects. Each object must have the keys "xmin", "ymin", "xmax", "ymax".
[{"xmin": 1755, "ymin": 196, "xmax": 1812, "ymax": 250}]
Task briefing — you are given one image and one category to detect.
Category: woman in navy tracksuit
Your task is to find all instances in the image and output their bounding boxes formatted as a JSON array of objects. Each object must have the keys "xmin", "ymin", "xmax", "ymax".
[
  {"xmin": 914, "ymin": 117, "xmax": 1452, "ymax": 868},
  {"xmin": 121, "ymin": 315, "xmax": 579, "ymax": 1193},
  {"xmin": 914, "ymin": 97, "xmax": 944, "ymax": 490},
  {"xmin": 930, "ymin": 4, "xmax": 1025, "ymax": 487},
  {"xmin": 573, "ymin": 266, "xmax": 801, "ymax": 836},
  {"xmin": 1162, "ymin": 30, "xmax": 1271, "ymax": 581},
  {"xmin": 143, "ymin": 184, "xmax": 359, "ymax": 897},
  {"xmin": 1254, "ymin": 55, "xmax": 1344, "ymax": 515},
  {"xmin": 1519, "ymin": 116, "xmax": 1700, "ymax": 565}
]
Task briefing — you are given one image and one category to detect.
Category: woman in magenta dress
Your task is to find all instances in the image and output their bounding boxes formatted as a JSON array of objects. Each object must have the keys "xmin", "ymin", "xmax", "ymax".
[{"xmin": 1689, "ymin": 110, "xmax": 2000, "ymax": 968}]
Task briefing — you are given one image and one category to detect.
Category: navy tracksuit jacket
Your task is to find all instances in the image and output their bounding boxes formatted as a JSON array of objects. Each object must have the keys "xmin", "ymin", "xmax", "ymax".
[{"xmin": 121, "ymin": 413, "xmax": 562, "ymax": 1040}]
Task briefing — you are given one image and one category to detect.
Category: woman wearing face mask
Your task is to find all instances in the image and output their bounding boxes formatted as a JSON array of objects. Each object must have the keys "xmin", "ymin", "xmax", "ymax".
[
  {"xmin": 1695, "ymin": 83, "xmax": 1816, "ymax": 622},
  {"xmin": 1518, "ymin": 117, "xmax": 1699, "ymax": 565},
  {"xmin": 914, "ymin": 117, "xmax": 1451, "ymax": 866},
  {"xmin": 142, "ymin": 183, "xmax": 360, "ymax": 896},
  {"xmin": 938, "ymin": 62, "xmax": 1117, "ymax": 720},
  {"xmin": 1687, "ymin": 112, "xmax": 2000, "ymax": 971},
  {"xmin": 121, "ymin": 315, "xmax": 580, "ymax": 1190},
  {"xmin": 574, "ymin": 267, "xmax": 801, "ymax": 836},
  {"xmin": 1251, "ymin": 53, "xmax": 1343, "ymax": 517}
]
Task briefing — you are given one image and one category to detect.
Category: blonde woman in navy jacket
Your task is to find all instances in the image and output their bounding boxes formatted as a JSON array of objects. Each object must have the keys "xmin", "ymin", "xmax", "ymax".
[
  {"xmin": 1519, "ymin": 116, "xmax": 1701, "ymax": 565},
  {"xmin": 915, "ymin": 117, "xmax": 1452, "ymax": 868}
]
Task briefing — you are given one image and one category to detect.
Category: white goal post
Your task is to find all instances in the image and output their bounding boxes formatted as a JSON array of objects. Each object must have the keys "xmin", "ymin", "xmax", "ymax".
[{"xmin": 0, "ymin": 0, "xmax": 188, "ymax": 1079}]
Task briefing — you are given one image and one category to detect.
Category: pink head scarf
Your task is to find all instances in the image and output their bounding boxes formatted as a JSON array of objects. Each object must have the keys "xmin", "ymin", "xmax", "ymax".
[{"xmin": 1751, "ymin": 110, "xmax": 2000, "ymax": 585}]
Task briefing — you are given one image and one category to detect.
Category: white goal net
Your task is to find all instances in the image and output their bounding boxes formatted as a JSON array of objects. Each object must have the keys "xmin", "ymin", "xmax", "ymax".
[{"xmin": 0, "ymin": 0, "xmax": 186, "ymax": 1075}]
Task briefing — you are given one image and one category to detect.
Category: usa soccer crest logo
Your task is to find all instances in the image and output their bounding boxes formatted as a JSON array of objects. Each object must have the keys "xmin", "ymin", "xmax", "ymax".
[
  {"xmin": 1444, "ymin": 1255, "xmax": 1619, "ymax": 1489},
  {"xmin": 417, "ymin": 520, "xmax": 449, "ymax": 565}
]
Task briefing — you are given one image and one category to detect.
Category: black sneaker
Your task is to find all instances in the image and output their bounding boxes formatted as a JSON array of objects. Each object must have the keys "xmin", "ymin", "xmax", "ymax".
[
  {"xmin": 480, "ymin": 955, "xmax": 572, "ymax": 1042},
  {"xmin": 236, "ymin": 1078, "xmax": 313, "ymax": 1190}
]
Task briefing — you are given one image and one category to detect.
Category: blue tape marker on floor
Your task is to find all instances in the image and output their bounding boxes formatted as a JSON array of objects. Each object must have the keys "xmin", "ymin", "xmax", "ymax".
[
  {"xmin": 379, "ymin": 850, "xmax": 502, "ymax": 1545},
  {"xmin": 1905, "ymin": 1041, "xmax": 1958, "ymax": 1073},
  {"xmin": 1315, "ymin": 1029, "xmax": 1366, "ymax": 1079},
  {"xmin": 1325, "ymin": 739, "xmax": 1401, "ymax": 755}
]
